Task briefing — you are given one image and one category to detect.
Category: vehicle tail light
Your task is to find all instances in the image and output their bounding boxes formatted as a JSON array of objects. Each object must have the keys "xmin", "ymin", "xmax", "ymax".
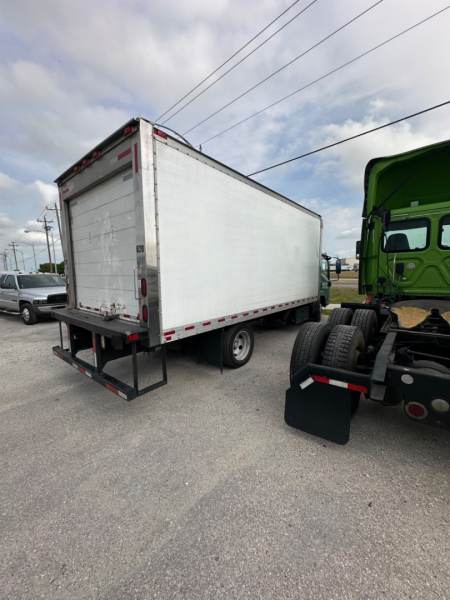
[
  {"xmin": 141, "ymin": 278, "xmax": 147, "ymax": 297},
  {"xmin": 142, "ymin": 305, "xmax": 148, "ymax": 323},
  {"xmin": 154, "ymin": 129, "xmax": 167, "ymax": 139}
]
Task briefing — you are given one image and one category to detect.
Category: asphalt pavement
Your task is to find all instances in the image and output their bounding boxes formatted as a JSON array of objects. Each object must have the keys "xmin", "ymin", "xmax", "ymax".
[{"xmin": 1, "ymin": 312, "xmax": 449, "ymax": 599}]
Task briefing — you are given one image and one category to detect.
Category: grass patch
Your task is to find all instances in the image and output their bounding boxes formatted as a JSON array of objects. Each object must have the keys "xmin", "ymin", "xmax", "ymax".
[
  {"xmin": 330, "ymin": 271, "xmax": 358, "ymax": 279},
  {"xmin": 330, "ymin": 286, "xmax": 366, "ymax": 304}
]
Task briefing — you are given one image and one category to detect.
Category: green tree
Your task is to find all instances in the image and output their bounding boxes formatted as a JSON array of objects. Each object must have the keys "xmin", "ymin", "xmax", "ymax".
[{"xmin": 39, "ymin": 261, "xmax": 65, "ymax": 275}]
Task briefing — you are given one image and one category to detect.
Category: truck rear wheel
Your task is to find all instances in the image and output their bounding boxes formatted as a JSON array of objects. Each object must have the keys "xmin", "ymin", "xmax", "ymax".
[
  {"xmin": 20, "ymin": 302, "xmax": 37, "ymax": 325},
  {"xmin": 290, "ymin": 322, "xmax": 331, "ymax": 383},
  {"xmin": 222, "ymin": 324, "xmax": 254, "ymax": 368},
  {"xmin": 327, "ymin": 307, "xmax": 353, "ymax": 328},
  {"xmin": 310, "ymin": 300, "xmax": 322, "ymax": 322},
  {"xmin": 351, "ymin": 309, "xmax": 377, "ymax": 347},
  {"xmin": 322, "ymin": 325, "xmax": 365, "ymax": 413}
]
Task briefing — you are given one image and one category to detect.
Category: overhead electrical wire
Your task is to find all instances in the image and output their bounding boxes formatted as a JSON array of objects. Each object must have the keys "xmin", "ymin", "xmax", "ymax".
[
  {"xmin": 182, "ymin": 0, "xmax": 383, "ymax": 136},
  {"xmin": 159, "ymin": 0, "xmax": 318, "ymax": 125},
  {"xmin": 198, "ymin": 6, "xmax": 450, "ymax": 147},
  {"xmin": 247, "ymin": 100, "xmax": 450, "ymax": 176},
  {"xmin": 156, "ymin": 0, "xmax": 306, "ymax": 122}
]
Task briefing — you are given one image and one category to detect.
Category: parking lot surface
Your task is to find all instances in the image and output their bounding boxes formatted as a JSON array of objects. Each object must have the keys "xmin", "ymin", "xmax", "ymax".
[{"xmin": 1, "ymin": 312, "xmax": 449, "ymax": 599}]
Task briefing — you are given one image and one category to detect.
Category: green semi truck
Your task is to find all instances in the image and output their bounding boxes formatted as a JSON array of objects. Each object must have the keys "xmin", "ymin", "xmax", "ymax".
[{"xmin": 286, "ymin": 139, "xmax": 450, "ymax": 444}]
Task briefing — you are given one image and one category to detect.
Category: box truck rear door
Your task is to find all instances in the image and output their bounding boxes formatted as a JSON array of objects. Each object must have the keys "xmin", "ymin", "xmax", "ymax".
[{"xmin": 69, "ymin": 168, "xmax": 139, "ymax": 322}]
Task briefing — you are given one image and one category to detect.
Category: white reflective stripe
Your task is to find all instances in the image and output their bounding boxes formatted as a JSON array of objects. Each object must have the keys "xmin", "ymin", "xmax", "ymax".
[
  {"xmin": 93, "ymin": 352, "xmax": 97, "ymax": 368},
  {"xmin": 110, "ymin": 156, "xmax": 118, "ymax": 165},
  {"xmin": 85, "ymin": 371, "xmax": 92, "ymax": 378},
  {"xmin": 300, "ymin": 377, "xmax": 314, "ymax": 390},
  {"xmin": 72, "ymin": 363, "xmax": 78, "ymax": 369},
  {"xmin": 329, "ymin": 379, "xmax": 348, "ymax": 389},
  {"xmin": 118, "ymin": 390, "xmax": 127, "ymax": 399}
]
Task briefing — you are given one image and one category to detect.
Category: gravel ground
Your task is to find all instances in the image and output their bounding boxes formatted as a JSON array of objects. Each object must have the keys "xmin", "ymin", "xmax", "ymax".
[{"xmin": 1, "ymin": 312, "xmax": 449, "ymax": 600}]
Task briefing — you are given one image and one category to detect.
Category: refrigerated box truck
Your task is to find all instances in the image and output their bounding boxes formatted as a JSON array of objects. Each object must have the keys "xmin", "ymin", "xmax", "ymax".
[{"xmin": 52, "ymin": 118, "xmax": 323, "ymax": 400}]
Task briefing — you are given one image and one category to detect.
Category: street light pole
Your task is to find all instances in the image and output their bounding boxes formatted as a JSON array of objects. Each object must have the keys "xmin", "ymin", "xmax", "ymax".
[{"xmin": 15, "ymin": 240, "xmax": 37, "ymax": 271}]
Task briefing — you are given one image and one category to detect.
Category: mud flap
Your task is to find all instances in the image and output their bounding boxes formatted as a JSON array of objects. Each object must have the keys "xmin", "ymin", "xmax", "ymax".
[
  {"xmin": 285, "ymin": 381, "xmax": 352, "ymax": 445},
  {"xmin": 197, "ymin": 328, "xmax": 223, "ymax": 373}
]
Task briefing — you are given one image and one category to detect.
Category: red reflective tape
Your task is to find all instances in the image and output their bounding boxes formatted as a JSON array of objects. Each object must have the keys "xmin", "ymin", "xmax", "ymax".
[
  {"xmin": 231, "ymin": 315, "xmax": 237, "ymax": 319},
  {"xmin": 348, "ymin": 383, "xmax": 368, "ymax": 393},
  {"xmin": 79, "ymin": 302, "xmax": 83, "ymax": 307},
  {"xmin": 62, "ymin": 188, "xmax": 70, "ymax": 195},
  {"xmin": 94, "ymin": 308, "xmax": 99, "ymax": 312},
  {"xmin": 312, "ymin": 375, "xmax": 329, "ymax": 385},
  {"xmin": 218, "ymin": 318, "xmax": 225, "ymax": 322},
  {"xmin": 106, "ymin": 383, "xmax": 119, "ymax": 395},
  {"xmin": 128, "ymin": 334, "xmax": 139, "ymax": 341},
  {"xmin": 118, "ymin": 147, "xmax": 132, "ymax": 161},
  {"xmin": 124, "ymin": 314, "xmax": 130, "ymax": 319},
  {"xmin": 92, "ymin": 338, "xmax": 96, "ymax": 353},
  {"xmin": 271, "ymin": 306, "xmax": 275, "ymax": 309},
  {"xmin": 137, "ymin": 314, "xmax": 140, "ymax": 320},
  {"xmin": 243, "ymin": 313, "xmax": 249, "ymax": 316},
  {"xmin": 203, "ymin": 322, "xmax": 211, "ymax": 326},
  {"xmin": 278, "ymin": 305, "xmax": 282, "ymax": 307},
  {"xmin": 134, "ymin": 143, "xmax": 139, "ymax": 173},
  {"xmin": 263, "ymin": 308, "xmax": 267, "ymax": 311},
  {"xmin": 285, "ymin": 303, "xmax": 289, "ymax": 306},
  {"xmin": 185, "ymin": 326, "xmax": 194, "ymax": 331},
  {"xmin": 165, "ymin": 330, "xmax": 175, "ymax": 336},
  {"xmin": 253, "ymin": 310, "xmax": 259, "ymax": 314},
  {"xmin": 165, "ymin": 336, "xmax": 172, "ymax": 341},
  {"xmin": 77, "ymin": 366, "xmax": 86, "ymax": 374}
]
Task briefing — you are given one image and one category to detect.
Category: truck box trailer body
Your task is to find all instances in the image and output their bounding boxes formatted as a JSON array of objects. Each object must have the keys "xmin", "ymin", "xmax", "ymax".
[{"xmin": 52, "ymin": 118, "xmax": 322, "ymax": 399}]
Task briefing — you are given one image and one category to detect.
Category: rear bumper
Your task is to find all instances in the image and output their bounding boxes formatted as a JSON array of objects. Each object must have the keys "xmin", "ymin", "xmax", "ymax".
[{"xmin": 53, "ymin": 346, "xmax": 139, "ymax": 400}]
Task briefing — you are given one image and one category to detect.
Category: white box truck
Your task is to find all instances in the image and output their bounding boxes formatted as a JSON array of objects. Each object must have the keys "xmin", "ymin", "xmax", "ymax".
[{"xmin": 52, "ymin": 118, "xmax": 323, "ymax": 399}]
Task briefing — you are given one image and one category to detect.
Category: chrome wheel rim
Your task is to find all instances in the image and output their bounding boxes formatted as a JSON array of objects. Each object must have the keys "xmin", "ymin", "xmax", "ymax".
[
  {"xmin": 22, "ymin": 307, "xmax": 30, "ymax": 322},
  {"xmin": 233, "ymin": 330, "xmax": 251, "ymax": 361}
]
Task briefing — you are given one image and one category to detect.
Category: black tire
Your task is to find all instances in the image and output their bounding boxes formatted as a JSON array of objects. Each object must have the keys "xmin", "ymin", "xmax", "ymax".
[
  {"xmin": 327, "ymin": 307, "xmax": 353, "ymax": 328},
  {"xmin": 322, "ymin": 325, "xmax": 365, "ymax": 413},
  {"xmin": 290, "ymin": 322, "xmax": 331, "ymax": 383},
  {"xmin": 351, "ymin": 309, "xmax": 378, "ymax": 347},
  {"xmin": 222, "ymin": 324, "xmax": 254, "ymax": 368},
  {"xmin": 20, "ymin": 302, "xmax": 37, "ymax": 325},
  {"xmin": 310, "ymin": 300, "xmax": 322, "ymax": 322}
]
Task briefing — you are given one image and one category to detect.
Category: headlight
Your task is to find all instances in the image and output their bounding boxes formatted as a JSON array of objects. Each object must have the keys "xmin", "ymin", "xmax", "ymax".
[{"xmin": 32, "ymin": 299, "xmax": 48, "ymax": 305}]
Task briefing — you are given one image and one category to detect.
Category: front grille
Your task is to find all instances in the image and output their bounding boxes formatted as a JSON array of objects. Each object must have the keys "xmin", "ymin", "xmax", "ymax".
[{"xmin": 47, "ymin": 293, "xmax": 68, "ymax": 305}]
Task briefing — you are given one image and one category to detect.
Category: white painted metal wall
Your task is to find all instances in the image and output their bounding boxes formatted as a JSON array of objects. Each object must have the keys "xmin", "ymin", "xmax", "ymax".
[
  {"xmin": 70, "ymin": 169, "xmax": 139, "ymax": 321},
  {"xmin": 155, "ymin": 142, "xmax": 321, "ymax": 331}
]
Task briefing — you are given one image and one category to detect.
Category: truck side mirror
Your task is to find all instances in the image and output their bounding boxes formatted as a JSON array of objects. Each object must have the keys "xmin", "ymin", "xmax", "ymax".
[
  {"xmin": 335, "ymin": 259, "xmax": 341, "ymax": 275},
  {"xmin": 356, "ymin": 241, "xmax": 361, "ymax": 259}
]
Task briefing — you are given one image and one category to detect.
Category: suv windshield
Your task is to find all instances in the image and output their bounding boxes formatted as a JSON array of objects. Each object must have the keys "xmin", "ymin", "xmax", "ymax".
[{"xmin": 17, "ymin": 275, "xmax": 65, "ymax": 289}]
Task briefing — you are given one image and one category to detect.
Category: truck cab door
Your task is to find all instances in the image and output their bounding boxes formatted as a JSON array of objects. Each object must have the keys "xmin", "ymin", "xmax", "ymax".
[{"xmin": 0, "ymin": 275, "xmax": 18, "ymax": 309}]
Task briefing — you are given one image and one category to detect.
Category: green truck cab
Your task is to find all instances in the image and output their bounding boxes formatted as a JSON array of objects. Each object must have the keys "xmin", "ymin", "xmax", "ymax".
[{"xmin": 286, "ymin": 139, "xmax": 450, "ymax": 444}]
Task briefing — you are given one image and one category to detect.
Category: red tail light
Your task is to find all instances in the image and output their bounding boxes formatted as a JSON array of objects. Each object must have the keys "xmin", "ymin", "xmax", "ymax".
[
  {"xmin": 154, "ymin": 128, "xmax": 167, "ymax": 139},
  {"xmin": 142, "ymin": 305, "xmax": 148, "ymax": 323},
  {"xmin": 141, "ymin": 278, "xmax": 147, "ymax": 296}
]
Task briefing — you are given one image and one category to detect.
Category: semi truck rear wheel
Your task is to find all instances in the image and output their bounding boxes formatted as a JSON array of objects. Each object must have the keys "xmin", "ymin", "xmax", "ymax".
[
  {"xmin": 290, "ymin": 322, "xmax": 331, "ymax": 383},
  {"xmin": 351, "ymin": 309, "xmax": 377, "ymax": 347},
  {"xmin": 222, "ymin": 325, "xmax": 254, "ymax": 368},
  {"xmin": 322, "ymin": 325, "xmax": 365, "ymax": 413},
  {"xmin": 327, "ymin": 307, "xmax": 353, "ymax": 328}
]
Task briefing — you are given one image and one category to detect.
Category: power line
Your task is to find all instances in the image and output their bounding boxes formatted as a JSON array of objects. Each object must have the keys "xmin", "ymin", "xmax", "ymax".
[
  {"xmin": 182, "ymin": 0, "xmax": 383, "ymax": 136},
  {"xmin": 247, "ymin": 100, "xmax": 450, "ymax": 176},
  {"xmin": 155, "ymin": 0, "xmax": 304, "ymax": 122},
  {"xmin": 160, "ymin": 0, "xmax": 318, "ymax": 125},
  {"xmin": 199, "ymin": 6, "xmax": 450, "ymax": 147}
]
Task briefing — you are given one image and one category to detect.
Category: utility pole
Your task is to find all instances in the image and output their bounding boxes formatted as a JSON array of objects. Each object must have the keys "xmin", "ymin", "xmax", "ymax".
[
  {"xmin": 46, "ymin": 202, "xmax": 62, "ymax": 242},
  {"xmin": 37, "ymin": 217, "xmax": 54, "ymax": 273},
  {"xmin": 1, "ymin": 250, "xmax": 8, "ymax": 271},
  {"xmin": 8, "ymin": 242, "xmax": 19, "ymax": 270}
]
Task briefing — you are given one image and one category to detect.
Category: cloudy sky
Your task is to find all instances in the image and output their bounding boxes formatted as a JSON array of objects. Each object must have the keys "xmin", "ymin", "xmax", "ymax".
[{"xmin": 0, "ymin": 0, "xmax": 449, "ymax": 269}]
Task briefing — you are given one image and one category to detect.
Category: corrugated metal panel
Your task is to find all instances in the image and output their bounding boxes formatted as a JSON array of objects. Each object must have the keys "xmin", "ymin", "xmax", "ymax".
[{"xmin": 70, "ymin": 169, "xmax": 139, "ymax": 320}]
